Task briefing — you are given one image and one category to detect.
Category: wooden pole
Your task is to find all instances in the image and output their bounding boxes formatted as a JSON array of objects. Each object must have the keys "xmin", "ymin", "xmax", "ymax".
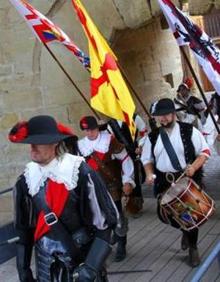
[
  {"xmin": 118, "ymin": 65, "xmax": 152, "ymax": 118},
  {"xmin": 43, "ymin": 43, "xmax": 100, "ymax": 119},
  {"xmin": 180, "ymin": 46, "xmax": 220, "ymax": 134}
]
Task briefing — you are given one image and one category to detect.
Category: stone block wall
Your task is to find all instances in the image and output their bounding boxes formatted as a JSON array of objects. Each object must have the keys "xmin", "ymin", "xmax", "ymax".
[
  {"xmin": 189, "ymin": 0, "xmax": 220, "ymax": 15},
  {"xmin": 113, "ymin": 18, "xmax": 182, "ymax": 118}
]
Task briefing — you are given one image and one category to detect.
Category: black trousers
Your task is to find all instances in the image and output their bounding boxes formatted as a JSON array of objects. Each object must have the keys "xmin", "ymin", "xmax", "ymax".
[
  {"xmin": 114, "ymin": 200, "xmax": 127, "ymax": 244},
  {"xmin": 132, "ymin": 159, "xmax": 145, "ymax": 198}
]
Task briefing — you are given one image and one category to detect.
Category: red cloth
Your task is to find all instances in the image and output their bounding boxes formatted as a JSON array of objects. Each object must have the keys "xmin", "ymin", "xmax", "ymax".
[
  {"xmin": 34, "ymin": 180, "xmax": 69, "ymax": 241},
  {"xmin": 87, "ymin": 151, "xmax": 105, "ymax": 171}
]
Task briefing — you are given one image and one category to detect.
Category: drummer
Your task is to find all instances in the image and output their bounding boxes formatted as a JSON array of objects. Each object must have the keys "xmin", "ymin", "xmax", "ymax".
[{"xmin": 141, "ymin": 98, "xmax": 210, "ymax": 267}]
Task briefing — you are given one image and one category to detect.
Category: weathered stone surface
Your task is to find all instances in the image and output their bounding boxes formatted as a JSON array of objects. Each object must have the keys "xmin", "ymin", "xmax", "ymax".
[
  {"xmin": 113, "ymin": 18, "xmax": 181, "ymax": 114},
  {"xmin": 0, "ymin": 65, "xmax": 13, "ymax": 77},
  {"xmin": 0, "ymin": 113, "xmax": 18, "ymax": 131},
  {"xmin": 189, "ymin": 0, "xmax": 220, "ymax": 15},
  {"xmin": 3, "ymin": 86, "xmax": 43, "ymax": 112}
]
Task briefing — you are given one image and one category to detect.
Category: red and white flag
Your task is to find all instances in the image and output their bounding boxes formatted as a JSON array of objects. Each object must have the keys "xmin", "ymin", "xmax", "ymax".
[
  {"xmin": 158, "ymin": 0, "xmax": 220, "ymax": 95},
  {"xmin": 9, "ymin": 0, "xmax": 90, "ymax": 70}
]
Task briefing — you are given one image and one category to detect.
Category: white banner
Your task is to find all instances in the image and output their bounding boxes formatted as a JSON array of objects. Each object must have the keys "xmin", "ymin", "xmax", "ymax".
[{"xmin": 158, "ymin": 0, "xmax": 220, "ymax": 95}]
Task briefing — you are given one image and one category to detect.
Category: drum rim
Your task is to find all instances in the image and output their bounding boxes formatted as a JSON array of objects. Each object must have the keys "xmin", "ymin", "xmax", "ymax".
[{"xmin": 161, "ymin": 178, "xmax": 192, "ymax": 206}]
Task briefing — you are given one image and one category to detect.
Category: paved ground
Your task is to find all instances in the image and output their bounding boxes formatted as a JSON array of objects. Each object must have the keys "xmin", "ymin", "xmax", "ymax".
[
  {"xmin": 0, "ymin": 199, "xmax": 219, "ymax": 282},
  {"xmin": 0, "ymin": 147, "xmax": 220, "ymax": 281},
  {"xmin": 108, "ymin": 200, "xmax": 220, "ymax": 282}
]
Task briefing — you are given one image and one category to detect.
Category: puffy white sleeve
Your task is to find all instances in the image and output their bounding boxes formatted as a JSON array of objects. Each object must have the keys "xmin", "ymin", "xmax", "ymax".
[
  {"xmin": 113, "ymin": 148, "xmax": 135, "ymax": 187},
  {"xmin": 141, "ymin": 136, "xmax": 154, "ymax": 166},
  {"xmin": 191, "ymin": 127, "xmax": 211, "ymax": 157}
]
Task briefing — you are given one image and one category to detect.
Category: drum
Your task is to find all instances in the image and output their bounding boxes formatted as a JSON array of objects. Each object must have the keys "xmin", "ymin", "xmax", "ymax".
[{"xmin": 160, "ymin": 177, "xmax": 215, "ymax": 231}]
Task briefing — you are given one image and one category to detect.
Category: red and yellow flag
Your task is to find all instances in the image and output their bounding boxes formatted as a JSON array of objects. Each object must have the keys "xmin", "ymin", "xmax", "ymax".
[{"xmin": 72, "ymin": 0, "xmax": 136, "ymax": 137}]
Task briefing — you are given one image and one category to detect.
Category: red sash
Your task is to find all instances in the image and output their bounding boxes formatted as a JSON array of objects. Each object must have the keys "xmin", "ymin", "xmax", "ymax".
[{"xmin": 34, "ymin": 180, "xmax": 69, "ymax": 241}]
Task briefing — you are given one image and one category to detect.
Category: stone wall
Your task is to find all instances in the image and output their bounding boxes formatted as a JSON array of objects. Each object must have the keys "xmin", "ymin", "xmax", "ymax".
[
  {"xmin": 112, "ymin": 18, "xmax": 182, "ymax": 118},
  {"xmin": 189, "ymin": 0, "xmax": 220, "ymax": 15}
]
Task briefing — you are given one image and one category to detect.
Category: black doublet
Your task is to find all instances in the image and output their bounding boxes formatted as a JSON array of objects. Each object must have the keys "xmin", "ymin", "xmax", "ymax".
[{"xmin": 14, "ymin": 161, "xmax": 117, "ymax": 282}]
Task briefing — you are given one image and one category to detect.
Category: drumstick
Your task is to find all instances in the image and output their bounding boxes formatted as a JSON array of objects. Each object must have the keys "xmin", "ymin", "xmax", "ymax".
[
  {"xmin": 166, "ymin": 171, "xmax": 185, "ymax": 186},
  {"xmin": 175, "ymin": 171, "xmax": 186, "ymax": 184}
]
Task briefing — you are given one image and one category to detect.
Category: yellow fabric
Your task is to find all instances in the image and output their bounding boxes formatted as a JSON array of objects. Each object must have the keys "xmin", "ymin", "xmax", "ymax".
[{"xmin": 72, "ymin": 0, "xmax": 136, "ymax": 138}]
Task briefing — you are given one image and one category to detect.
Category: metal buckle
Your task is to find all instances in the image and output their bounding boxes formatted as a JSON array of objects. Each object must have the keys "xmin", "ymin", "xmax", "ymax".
[{"xmin": 44, "ymin": 212, "xmax": 58, "ymax": 226}]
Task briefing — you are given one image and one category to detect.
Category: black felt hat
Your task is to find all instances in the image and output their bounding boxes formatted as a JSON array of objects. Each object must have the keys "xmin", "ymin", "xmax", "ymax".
[
  {"xmin": 151, "ymin": 98, "xmax": 176, "ymax": 116},
  {"xmin": 9, "ymin": 115, "xmax": 74, "ymax": 144},
  {"xmin": 79, "ymin": 116, "xmax": 99, "ymax": 130}
]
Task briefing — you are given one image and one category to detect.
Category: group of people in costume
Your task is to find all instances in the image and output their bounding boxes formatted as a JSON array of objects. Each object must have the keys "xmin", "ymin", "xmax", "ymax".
[{"xmin": 8, "ymin": 78, "xmax": 219, "ymax": 281}]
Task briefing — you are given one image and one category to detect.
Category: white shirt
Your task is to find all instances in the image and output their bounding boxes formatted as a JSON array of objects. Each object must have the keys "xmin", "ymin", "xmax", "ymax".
[
  {"xmin": 141, "ymin": 122, "xmax": 210, "ymax": 173},
  {"xmin": 78, "ymin": 131, "xmax": 135, "ymax": 186},
  {"xmin": 198, "ymin": 114, "xmax": 218, "ymax": 147},
  {"xmin": 134, "ymin": 114, "xmax": 148, "ymax": 147}
]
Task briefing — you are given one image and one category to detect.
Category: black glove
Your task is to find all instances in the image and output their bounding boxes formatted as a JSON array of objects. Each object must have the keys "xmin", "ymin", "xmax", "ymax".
[
  {"xmin": 72, "ymin": 263, "xmax": 96, "ymax": 282},
  {"xmin": 72, "ymin": 237, "xmax": 111, "ymax": 281}
]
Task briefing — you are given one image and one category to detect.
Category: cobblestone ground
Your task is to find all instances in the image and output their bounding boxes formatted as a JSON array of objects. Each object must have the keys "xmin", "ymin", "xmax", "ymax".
[{"xmin": 143, "ymin": 147, "xmax": 220, "ymax": 200}]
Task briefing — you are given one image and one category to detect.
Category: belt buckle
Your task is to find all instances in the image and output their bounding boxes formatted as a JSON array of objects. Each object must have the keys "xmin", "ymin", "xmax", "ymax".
[{"xmin": 44, "ymin": 212, "xmax": 58, "ymax": 226}]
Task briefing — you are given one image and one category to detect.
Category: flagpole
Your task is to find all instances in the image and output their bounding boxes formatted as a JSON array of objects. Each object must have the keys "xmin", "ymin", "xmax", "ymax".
[
  {"xmin": 118, "ymin": 65, "xmax": 152, "ymax": 119},
  {"xmin": 180, "ymin": 46, "xmax": 220, "ymax": 134},
  {"xmin": 42, "ymin": 43, "xmax": 100, "ymax": 119}
]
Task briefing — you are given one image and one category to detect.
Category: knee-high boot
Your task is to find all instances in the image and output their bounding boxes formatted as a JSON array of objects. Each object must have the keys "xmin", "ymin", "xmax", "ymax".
[{"xmin": 114, "ymin": 236, "xmax": 127, "ymax": 262}]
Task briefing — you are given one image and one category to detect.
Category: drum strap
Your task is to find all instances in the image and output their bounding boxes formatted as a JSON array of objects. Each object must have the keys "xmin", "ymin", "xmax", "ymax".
[{"xmin": 159, "ymin": 127, "xmax": 182, "ymax": 171}]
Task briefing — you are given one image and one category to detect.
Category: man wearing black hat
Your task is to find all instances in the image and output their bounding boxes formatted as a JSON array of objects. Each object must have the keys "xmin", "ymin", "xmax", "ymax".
[
  {"xmin": 78, "ymin": 116, "xmax": 135, "ymax": 262},
  {"xmin": 9, "ymin": 115, "xmax": 118, "ymax": 282},
  {"xmin": 175, "ymin": 82, "xmax": 206, "ymax": 125},
  {"xmin": 141, "ymin": 98, "xmax": 210, "ymax": 267}
]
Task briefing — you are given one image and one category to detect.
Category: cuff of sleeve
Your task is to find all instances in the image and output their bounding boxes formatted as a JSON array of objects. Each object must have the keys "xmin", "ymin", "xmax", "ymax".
[
  {"xmin": 141, "ymin": 159, "xmax": 154, "ymax": 166},
  {"xmin": 122, "ymin": 178, "xmax": 136, "ymax": 188},
  {"xmin": 200, "ymin": 149, "xmax": 211, "ymax": 158}
]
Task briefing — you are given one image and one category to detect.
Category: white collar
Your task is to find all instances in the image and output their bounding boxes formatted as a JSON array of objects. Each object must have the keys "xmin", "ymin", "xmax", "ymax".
[
  {"xmin": 24, "ymin": 153, "xmax": 84, "ymax": 196},
  {"xmin": 78, "ymin": 131, "xmax": 112, "ymax": 157}
]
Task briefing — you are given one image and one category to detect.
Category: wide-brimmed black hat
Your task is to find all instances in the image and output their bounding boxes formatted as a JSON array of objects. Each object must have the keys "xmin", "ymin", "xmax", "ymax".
[
  {"xmin": 80, "ymin": 116, "xmax": 99, "ymax": 130},
  {"xmin": 151, "ymin": 98, "xmax": 176, "ymax": 116},
  {"xmin": 8, "ymin": 115, "xmax": 74, "ymax": 145}
]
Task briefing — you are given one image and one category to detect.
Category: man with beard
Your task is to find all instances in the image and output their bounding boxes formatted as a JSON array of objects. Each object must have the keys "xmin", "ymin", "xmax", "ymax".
[
  {"xmin": 9, "ymin": 115, "xmax": 118, "ymax": 282},
  {"xmin": 141, "ymin": 98, "xmax": 210, "ymax": 267}
]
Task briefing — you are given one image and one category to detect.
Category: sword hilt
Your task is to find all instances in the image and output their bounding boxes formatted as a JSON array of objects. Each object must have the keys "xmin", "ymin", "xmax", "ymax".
[{"xmin": 0, "ymin": 236, "xmax": 20, "ymax": 246}]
